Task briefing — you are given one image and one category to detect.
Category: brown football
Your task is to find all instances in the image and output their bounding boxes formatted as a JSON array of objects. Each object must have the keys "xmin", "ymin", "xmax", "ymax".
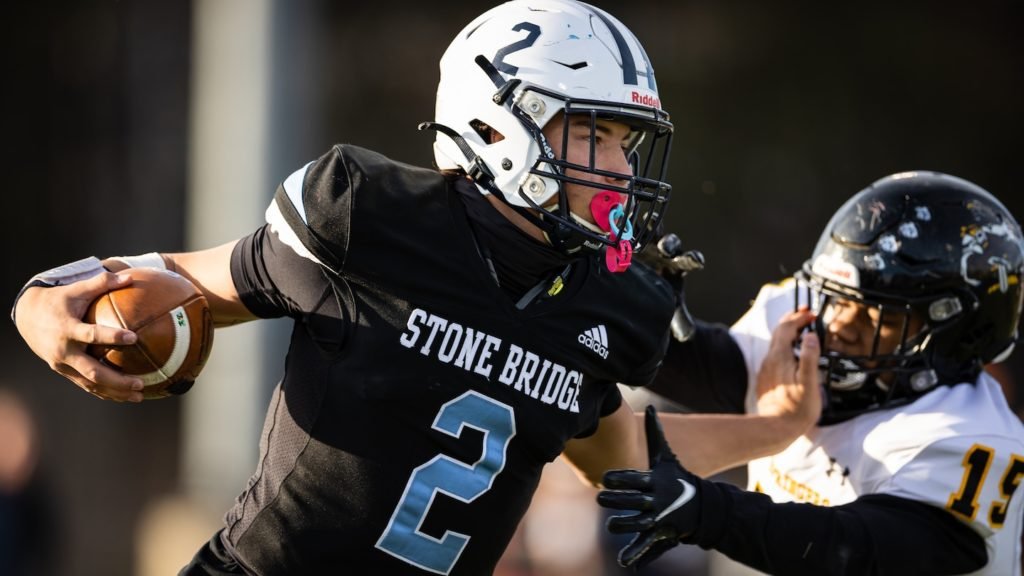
[{"xmin": 85, "ymin": 267, "xmax": 214, "ymax": 399}]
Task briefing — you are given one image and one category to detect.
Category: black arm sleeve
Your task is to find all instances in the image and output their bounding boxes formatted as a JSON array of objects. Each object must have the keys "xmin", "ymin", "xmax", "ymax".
[
  {"xmin": 231, "ymin": 225, "xmax": 331, "ymax": 318},
  {"xmin": 231, "ymin": 225, "xmax": 351, "ymax": 354},
  {"xmin": 643, "ymin": 320, "xmax": 748, "ymax": 414},
  {"xmin": 691, "ymin": 480, "xmax": 987, "ymax": 575}
]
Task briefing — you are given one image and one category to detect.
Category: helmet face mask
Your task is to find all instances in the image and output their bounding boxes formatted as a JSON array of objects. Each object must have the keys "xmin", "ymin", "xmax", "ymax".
[
  {"xmin": 797, "ymin": 275, "xmax": 947, "ymax": 423},
  {"xmin": 795, "ymin": 171, "xmax": 1024, "ymax": 425},
  {"xmin": 526, "ymin": 91, "xmax": 672, "ymax": 253},
  {"xmin": 432, "ymin": 0, "xmax": 673, "ymax": 256}
]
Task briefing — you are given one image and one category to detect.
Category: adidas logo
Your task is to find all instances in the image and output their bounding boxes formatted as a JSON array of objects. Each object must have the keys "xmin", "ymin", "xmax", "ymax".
[{"xmin": 578, "ymin": 325, "xmax": 609, "ymax": 359}]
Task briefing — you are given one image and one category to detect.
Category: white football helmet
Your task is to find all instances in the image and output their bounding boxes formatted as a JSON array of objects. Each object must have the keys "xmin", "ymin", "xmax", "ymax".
[{"xmin": 428, "ymin": 0, "xmax": 673, "ymax": 257}]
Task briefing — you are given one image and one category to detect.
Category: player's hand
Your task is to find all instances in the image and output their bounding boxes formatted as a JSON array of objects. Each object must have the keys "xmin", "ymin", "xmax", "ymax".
[
  {"xmin": 14, "ymin": 273, "xmax": 144, "ymax": 402},
  {"xmin": 755, "ymin": 308, "xmax": 821, "ymax": 432},
  {"xmin": 598, "ymin": 406, "xmax": 700, "ymax": 568},
  {"xmin": 635, "ymin": 232, "xmax": 705, "ymax": 342}
]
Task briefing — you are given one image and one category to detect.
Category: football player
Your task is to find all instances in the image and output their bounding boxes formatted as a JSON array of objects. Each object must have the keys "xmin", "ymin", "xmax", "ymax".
[
  {"xmin": 12, "ymin": 1, "xmax": 821, "ymax": 574},
  {"xmin": 600, "ymin": 171, "xmax": 1024, "ymax": 575}
]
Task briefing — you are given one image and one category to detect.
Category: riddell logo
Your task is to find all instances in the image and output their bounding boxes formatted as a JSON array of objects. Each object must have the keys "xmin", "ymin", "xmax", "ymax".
[
  {"xmin": 811, "ymin": 254, "xmax": 860, "ymax": 288},
  {"xmin": 578, "ymin": 325, "xmax": 609, "ymax": 359},
  {"xmin": 631, "ymin": 91, "xmax": 661, "ymax": 109},
  {"xmin": 822, "ymin": 265, "xmax": 851, "ymax": 280}
]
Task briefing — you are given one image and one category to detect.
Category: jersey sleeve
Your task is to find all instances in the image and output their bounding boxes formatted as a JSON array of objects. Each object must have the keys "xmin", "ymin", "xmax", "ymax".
[
  {"xmin": 644, "ymin": 320, "xmax": 748, "ymax": 413},
  {"xmin": 265, "ymin": 146, "xmax": 353, "ymax": 273},
  {"xmin": 231, "ymin": 224, "xmax": 350, "ymax": 352},
  {"xmin": 691, "ymin": 481, "xmax": 987, "ymax": 575},
  {"xmin": 626, "ymin": 325, "xmax": 673, "ymax": 388},
  {"xmin": 231, "ymin": 224, "xmax": 329, "ymax": 316},
  {"xmin": 573, "ymin": 383, "xmax": 624, "ymax": 439}
]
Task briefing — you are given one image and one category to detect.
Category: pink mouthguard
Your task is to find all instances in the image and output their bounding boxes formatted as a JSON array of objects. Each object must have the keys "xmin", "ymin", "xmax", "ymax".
[{"xmin": 590, "ymin": 191, "xmax": 634, "ymax": 273}]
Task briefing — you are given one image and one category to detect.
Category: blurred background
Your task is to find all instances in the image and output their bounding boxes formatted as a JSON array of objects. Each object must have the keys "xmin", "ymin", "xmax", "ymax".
[{"xmin": 2, "ymin": 0, "xmax": 1021, "ymax": 574}]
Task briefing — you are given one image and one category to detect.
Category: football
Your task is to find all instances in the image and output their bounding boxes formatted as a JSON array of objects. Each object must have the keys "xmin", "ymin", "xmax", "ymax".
[{"xmin": 85, "ymin": 267, "xmax": 214, "ymax": 399}]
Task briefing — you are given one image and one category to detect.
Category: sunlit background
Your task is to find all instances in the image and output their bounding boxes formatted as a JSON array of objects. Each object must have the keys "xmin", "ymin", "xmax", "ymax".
[{"xmin": 2, "ymin": 1, "xmax": 1022, "ymax": 574}]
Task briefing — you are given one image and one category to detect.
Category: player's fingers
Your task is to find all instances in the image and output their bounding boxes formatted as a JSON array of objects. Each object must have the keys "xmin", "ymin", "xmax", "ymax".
[
  {"xmin": 769, "ymin": 308, "xmax": 815, "ymax": 354},
  {"xmin": 57, "ymin": 272, "xmax": 135, "ymax": 323},
  {"xmin": 59, "ymin": 369, "xmax": 111, "ymax": 401},
  {"xmin": 67, "ymin": 319, "xmax": 137, "ymax": 346},
  {"xmin": 602, "ymin": 469, "xmax": 652, "ymax": 490},
  {"xmin": 796, "ymin": 331, "xmax": 823, "ymax": 419},
  {"xmin": 70, "ymin": 271, "xmax": 134, "ymax": 301},
  {"xmin": 617, "ymin": 534, "xmax": 645, "ymax": 567},
  {"xmin": 62, "ymin": 273, "xmax": 137, "ymax": 345},
  {"xmin": 617, "ymin": 530, "xmax": 677, "ymax": 567},
  {"xmin": 756, "ymin": 308, "xmax": 817, "ymax": 403},
  {"xmin": 597, "ymin": 489, "xmax": 653, "ymax": 511},
  {"xmin": 606, "ymin": 512, "xmax": 655, "ymax": 534},
  {"xmin": 58, "ymin": 358, "xmax": 144, "ymax": 402},
  {"xmin": 617, "ymin": 535, "xmax": 647, "ymax": 567},
  {"xmin": 797, "ymin": 330, "xmax": 821, "ymax": 380},
  {"xmin": 643, "ymin": 406, "xmax": 673, "ymax": 466},
  {"xmin": 74, "ymin": 378, "xmax": 144, "ymax": 403},
  {"xmin": 633, "ymin": 538, "xmax": 679, "ymax": 570}
]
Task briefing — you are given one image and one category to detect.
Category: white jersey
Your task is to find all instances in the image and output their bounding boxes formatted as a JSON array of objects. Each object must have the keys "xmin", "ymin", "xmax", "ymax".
[{"xmin": 733, "ymin": 280, "xmax": 1024, "ymax": 576}]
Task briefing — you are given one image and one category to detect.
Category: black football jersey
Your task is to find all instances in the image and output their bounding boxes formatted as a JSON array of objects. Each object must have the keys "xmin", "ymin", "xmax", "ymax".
[{"xmin": 221, "ymin": 145, "xmax": 675, "ymax": 575}]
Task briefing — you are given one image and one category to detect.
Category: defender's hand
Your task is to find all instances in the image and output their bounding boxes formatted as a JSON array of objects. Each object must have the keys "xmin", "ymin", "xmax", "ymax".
[
  {"xmin": 756, "ymin": 308, "xmax": 821, "ymax": 432},
  {"xmin": 598, "ymin": 406, "xmax": 700, "ymax": 568},
  {"xmin": 14, "ymin": 273, "xmax": 144, "ymax": 402}
]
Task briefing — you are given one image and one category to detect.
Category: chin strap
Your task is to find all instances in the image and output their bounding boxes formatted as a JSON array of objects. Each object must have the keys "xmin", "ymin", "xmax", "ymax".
[
  {"xmin": 430, "ymin": 120, "xmax": 590, "ymax": 248},
  {"xmin": 420, "ymin": 120, "xmax": 574, "ymax": 252},
  {"xmin": 418, "ymin": 122, "xmax": 496, "ymax": 186}
]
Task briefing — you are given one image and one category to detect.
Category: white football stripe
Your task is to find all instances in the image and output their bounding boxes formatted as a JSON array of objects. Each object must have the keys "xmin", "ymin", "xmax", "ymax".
[
  {"xmin": 597, "ymin": 325, "xmax": 608, "ymax": 347},
  {"xmin": 137, "ymin": 306, "xmax": 191, "ymax": 385}
]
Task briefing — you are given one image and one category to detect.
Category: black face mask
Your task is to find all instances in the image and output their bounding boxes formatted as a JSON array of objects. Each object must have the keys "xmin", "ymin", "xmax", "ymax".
[{"xmin": 455, "ymin": 179, "xmax": 573, "ymax": 300}]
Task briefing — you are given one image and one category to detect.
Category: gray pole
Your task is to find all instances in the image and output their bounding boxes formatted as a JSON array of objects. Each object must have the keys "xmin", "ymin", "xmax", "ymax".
[{"xmin": 184, "ymin": 0, "xmax": 273, "ymax": 514}]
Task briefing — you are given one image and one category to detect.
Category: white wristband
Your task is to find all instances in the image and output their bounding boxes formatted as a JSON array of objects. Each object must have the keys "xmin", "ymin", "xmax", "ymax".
[{"xmin": 109, "ymin": 252, "xmax": 166, "ymax": 270}]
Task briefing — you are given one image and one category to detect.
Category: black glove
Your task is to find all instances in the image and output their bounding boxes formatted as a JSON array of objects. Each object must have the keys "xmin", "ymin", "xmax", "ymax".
[
  {"xmin": 598, "ymin": 406, "xmax": 703, "ymax": 568},
  {"xmin": 635, "ymin": 233, "xmax": 705, "ymax": 342}
]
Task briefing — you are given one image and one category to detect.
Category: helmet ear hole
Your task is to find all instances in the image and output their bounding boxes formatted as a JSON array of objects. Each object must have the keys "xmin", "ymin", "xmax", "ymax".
[{"xmin": 470, "ymin": 120, "xmax": 504, "ymax": 144}]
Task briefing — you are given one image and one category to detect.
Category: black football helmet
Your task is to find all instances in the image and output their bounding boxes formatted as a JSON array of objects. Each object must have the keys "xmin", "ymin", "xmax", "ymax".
[{"xmin": 796, "ymin": 171, "xmax": 1024, "ymax": 425}]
